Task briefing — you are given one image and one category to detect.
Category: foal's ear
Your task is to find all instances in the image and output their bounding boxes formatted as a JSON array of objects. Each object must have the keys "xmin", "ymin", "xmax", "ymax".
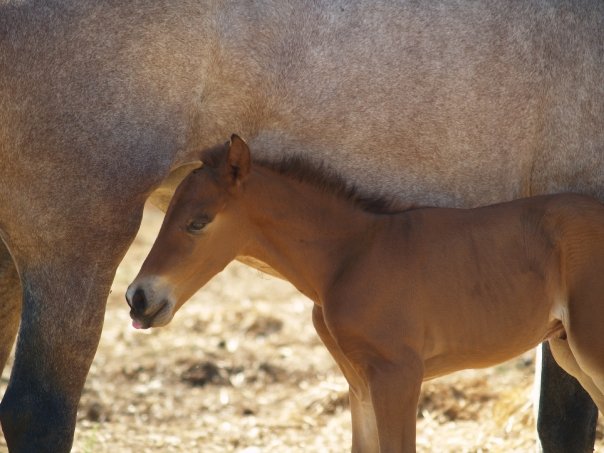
[{"xmin": 226, "ymin": 134, "xmax": 251, "ymax": 184}]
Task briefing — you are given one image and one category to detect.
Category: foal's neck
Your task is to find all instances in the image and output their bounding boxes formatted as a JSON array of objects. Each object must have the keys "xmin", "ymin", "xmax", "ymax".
[{"xmin": 241, "ymin": 165, "xmax": 382, "ymax": 303}]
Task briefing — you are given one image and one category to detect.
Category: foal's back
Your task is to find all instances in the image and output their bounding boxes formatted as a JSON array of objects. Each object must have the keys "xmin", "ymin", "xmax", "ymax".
[{"xmin": 400, "ymin": 193, "xmax": 604, "ymax": 268}]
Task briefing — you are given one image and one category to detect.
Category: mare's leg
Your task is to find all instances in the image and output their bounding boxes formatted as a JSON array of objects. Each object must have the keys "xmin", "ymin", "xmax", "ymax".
[
  {"xmin": 537, "ymin": 343, "xmax": 598, "ymax": 453},
  {"xmin": 312, "ymin": 305, "xmax": 378, "ymax": 452},
  {"xmin": 0, "ymin": 242, "xmax": 21, "ymax": 375},
  {"xmin": 0, "ymin": 203, "xmax": 144, "ymax": 452}
]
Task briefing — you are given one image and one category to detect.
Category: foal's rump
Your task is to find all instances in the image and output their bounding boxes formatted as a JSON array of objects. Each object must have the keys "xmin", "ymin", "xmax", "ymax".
[
  {"xmin": 525, "ymin": 194, "xmax": 604, "ymax": 394},
  {"xmin": 552, "ymin": 196, "xmax": 604, "ymax": 365},
  {"xmin": 546, "ymin": 194, "xmax": 604, "ymax": 291}
]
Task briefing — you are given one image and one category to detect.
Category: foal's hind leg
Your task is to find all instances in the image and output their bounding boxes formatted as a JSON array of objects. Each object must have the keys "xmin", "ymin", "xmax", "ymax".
[
  {"xmin": 548, "ymin": 338, "xmax": 604, "ymax": 417},
  {"xmin": 0, "ymin": 242, "xmax": 21, "ymax": 375},
  {"xmin": 550, "ymin": 269, "xmax": 604, "ymax": 416},
  {"xmin": 566, "ymin": 270, "xmax": 604, "ymax": 385}
]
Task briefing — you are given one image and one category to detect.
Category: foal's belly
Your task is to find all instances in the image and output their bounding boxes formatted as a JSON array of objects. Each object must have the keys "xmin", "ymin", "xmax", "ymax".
[
  {"xmin": 422, "ymin": 323, "xmax": 563, "ymax": 381},
  {"xmin": 419, "ymin": 295, "xmax": 563, "ymax": 380}
]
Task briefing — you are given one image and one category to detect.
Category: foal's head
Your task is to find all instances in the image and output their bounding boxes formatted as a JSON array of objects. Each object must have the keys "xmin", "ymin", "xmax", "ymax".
[{"xmin": 126, "ymin": 135, "xmax": 252, "ymax": 328}]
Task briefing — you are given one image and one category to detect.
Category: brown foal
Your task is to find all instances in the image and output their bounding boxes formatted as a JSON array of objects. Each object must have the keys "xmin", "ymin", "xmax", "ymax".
[{"xmin": 127, "ymin": 136, "xmax": 604, "ymax": 452}]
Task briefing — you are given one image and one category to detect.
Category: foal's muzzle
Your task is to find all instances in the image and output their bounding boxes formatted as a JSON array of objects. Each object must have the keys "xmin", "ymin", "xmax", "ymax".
[{"xmin": 126, "ymin": 280, "xmax": 175, "ymax": 329}]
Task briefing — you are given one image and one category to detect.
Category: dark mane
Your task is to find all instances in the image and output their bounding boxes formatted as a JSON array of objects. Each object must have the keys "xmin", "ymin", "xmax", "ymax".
[{"xmin": 253, "ymin": 155, "xmax": 409, "ymax": 215}]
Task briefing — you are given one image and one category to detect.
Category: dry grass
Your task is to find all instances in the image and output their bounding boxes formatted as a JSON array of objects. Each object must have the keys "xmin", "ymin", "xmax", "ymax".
[{"xmin": 1, "ymin": 205, "xmax": 603, "ymax": 452}]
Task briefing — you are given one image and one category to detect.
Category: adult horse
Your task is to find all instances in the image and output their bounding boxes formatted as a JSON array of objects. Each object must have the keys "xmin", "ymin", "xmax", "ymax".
[{"xmin": 0, "ymin": 1, "xmax": 602, "ymax": 451}]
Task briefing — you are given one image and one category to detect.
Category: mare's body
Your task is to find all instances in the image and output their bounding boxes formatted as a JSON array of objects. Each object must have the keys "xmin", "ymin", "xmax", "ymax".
[
  {"xmin": 128, "ymin": 137, "xmax": 604, "ymax": 452},
  {"xmin": 1, "ymin": 1, "xmax": 603, "ymax": 450}
]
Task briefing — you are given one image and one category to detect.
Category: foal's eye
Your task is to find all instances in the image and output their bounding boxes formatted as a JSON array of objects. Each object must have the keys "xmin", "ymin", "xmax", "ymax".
[{"xmin": 186, "ymin": 220, "xmax": 209, "ymax": 234}]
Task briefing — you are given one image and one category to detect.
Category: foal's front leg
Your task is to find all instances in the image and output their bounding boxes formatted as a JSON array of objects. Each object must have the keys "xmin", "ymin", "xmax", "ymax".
[
  {"xmin": 312, "ymin": 305, "xmax": 379, "ymax": 452},
  {"xmin": 364, "ymin": 349, "xmax": 423, "ymax": 453},
  {"xmin": 322, "ymin": 299, "xmax": 423, "ymax": 453}
]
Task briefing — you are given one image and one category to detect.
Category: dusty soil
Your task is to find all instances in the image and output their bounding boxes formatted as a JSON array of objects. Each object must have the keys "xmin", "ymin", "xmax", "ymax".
[{"xmin": 1, "ymin": 205, "xmax": 603, "ymax": 452}]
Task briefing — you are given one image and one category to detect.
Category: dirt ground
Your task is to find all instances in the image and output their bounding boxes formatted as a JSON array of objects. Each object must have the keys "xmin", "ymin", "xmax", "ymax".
[{"xmin": 1, "ymin": 205, "xmax": 603, "ymax": 452}]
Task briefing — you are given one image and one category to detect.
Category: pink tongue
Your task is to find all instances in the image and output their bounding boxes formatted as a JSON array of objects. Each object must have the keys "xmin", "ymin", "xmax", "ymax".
[{"xmin": 132, "ymin": 320, "xmax": 144, "ymax": 329}]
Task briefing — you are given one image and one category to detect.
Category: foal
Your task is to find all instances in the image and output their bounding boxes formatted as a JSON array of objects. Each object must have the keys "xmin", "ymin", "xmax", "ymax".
[{"xmin": 127, "ymin": 136, "xmax": 604, "ymax": 452}]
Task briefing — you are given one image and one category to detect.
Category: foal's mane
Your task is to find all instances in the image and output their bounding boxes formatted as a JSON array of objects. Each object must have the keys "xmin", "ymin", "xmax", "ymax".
[
  {"xmin": 201, "ymin": 142, "xmax": 413, "ymax": 214},
  {"xmin": 253, "ymin": 155, "xmax": 408, "ymax": 215}
]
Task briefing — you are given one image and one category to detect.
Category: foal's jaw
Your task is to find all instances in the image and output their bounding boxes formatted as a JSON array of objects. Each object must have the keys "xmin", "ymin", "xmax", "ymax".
[{"xmin": 126, "ymin": 276, "xmax": 177, "ymax": 329}]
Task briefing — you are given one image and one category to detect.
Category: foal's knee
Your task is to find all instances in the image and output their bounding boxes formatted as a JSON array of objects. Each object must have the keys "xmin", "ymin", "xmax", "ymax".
[{"xmin": 366, "ymin": 348, "xmax": 423, "ymax": 391}]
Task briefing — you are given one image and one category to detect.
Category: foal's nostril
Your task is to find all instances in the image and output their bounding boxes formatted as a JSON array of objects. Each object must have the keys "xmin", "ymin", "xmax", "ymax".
[{"xmin": 131, "ymin": 288, "xmax": 147, "ymax": 313}]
